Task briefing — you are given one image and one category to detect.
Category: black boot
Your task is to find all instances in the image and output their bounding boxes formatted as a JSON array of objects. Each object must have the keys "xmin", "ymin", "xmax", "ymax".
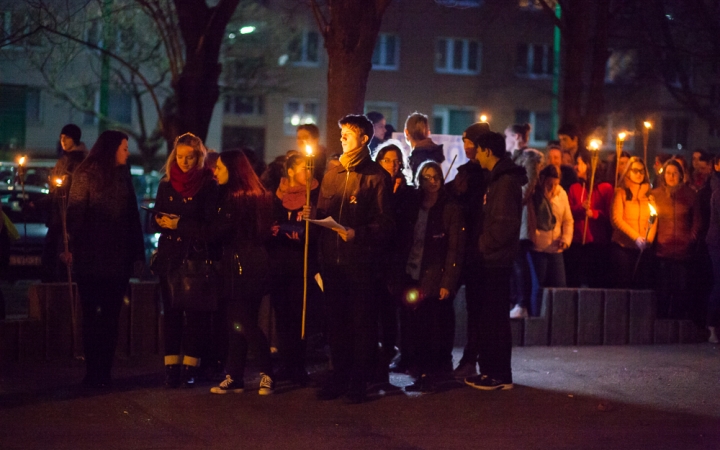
[
  {"xmin": 182, "ymin": 365, "xmax": 198, "ymax": 388},
  {"xmin": 165, "ymin": 364, "xmax": 181, "ymax": 388}
]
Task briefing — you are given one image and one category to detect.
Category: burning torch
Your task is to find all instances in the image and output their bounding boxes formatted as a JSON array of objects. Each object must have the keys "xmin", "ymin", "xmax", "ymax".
[
  {"xmin": 301, "ymin": 144, "xmax": 314, "ymax": 340},
  {"xmin": 55, "ymin": 176, "xmax": 81, "ymax": 359},
  {"xmin": 582, "ymin": 139, "xmax": 601, "ymax": 245},
  {"xmin": 632, "ymin": 203, "xmax": 658, "ymax": 282},
  {"xmin": 615, "ymin": 132, "xmax": 626, "ymax": 188}
]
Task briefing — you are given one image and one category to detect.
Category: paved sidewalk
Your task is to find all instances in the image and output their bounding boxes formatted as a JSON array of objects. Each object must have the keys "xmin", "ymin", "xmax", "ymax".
[{"xmin": 1, "ymin": 345, "xmax": 719, "ymax": 450}]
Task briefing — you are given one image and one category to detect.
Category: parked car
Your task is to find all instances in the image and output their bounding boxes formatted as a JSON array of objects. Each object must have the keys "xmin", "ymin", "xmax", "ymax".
[{"xmin": 0, "ymin": 160, "xmax": 58, "ymax": 189}]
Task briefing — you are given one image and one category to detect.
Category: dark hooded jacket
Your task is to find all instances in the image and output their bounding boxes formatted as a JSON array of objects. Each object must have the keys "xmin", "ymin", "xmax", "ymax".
[
  {"xmin": 315, "ymin": 148, "xmax": 394, "ymax": 268},
  {"xmin": 409, "ymin": 138, "xmax": 445, "ymax": 180},
  {"xmin": 479, "ymin": 156, "xmax": 528, "ymax": 268},
  {"xmin": 446, "ymin": 160, "xmax": 488, "ymax": 267}
]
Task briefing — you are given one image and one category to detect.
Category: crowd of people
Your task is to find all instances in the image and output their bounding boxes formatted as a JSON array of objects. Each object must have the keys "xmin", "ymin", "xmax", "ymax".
[{"xmin": 32, "ymin": 111, "xmax": 720, "ymax": 403}]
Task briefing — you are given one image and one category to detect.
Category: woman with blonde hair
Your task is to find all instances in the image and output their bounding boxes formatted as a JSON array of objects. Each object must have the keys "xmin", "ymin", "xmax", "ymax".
[
  {"xmin": 610, "ymin": 156, "xmax": 657, "ymax": 288},
  {"xmin": 151, "ymin": 132, "xmax": 219, "ymax": 388}
]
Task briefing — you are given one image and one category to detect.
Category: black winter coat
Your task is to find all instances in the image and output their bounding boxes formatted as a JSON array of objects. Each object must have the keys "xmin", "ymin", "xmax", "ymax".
[
  {"xmin": 479, "ymin": 156, "xmax": 528, "ymax": 268},
  {"xmin": 151, "ymin": 175, "xmax": 219, "ymax": 274},
  {"xmin": 66, "ymin": 165, "xmax": 144, "ymax": 278},
  {"xmin": 446, "ymin": 161, "xmax": 488, "ymax": 265},
  {"xmin": 315, "ymin": 151, "xmax": 394, "ymax": 268},
  {"xmin": 396, "ymin": 189, "xmax": 466, "ymax": 299},
  {"xmin": 46, "ymin": 149, "xmax": 87, "ymax": 229},
  {"xmin": 409, "ymin": 140, "xmax": 446, "ymax": 181}
]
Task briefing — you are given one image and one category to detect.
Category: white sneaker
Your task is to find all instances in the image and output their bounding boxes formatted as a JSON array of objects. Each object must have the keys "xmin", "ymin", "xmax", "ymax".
[
  {"xmin": 210, "ymin": 375, "xmax": 244, "ymax": 394},
  {"xmin": 509, "ymin": 305, "xmax": 529, "ymax": 319},
  {"xmin": 709, "ymin": 327, "xmax": 719, "ymax": 344},
  {"xmin": 258, "ymin": 373, "xmax": 274, "ymax": 395}
]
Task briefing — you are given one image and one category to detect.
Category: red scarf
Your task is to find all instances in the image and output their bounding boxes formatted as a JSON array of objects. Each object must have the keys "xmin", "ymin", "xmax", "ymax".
[
  {"xmin": 276, "ymin": 177, "xmax": 319, "ymax": 211},
  {"xmin": 170, "ymin": 162, "xmax": 210, "ymax": 198}
]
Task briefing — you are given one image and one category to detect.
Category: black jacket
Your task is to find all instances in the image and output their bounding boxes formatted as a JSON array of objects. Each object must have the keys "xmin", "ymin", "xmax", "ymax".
[
  {"xmin": 397, "ymin": 189, "xmax": 466, "ymax": 299},
  {"xmin": 409, "ymin": 139, "xmax": 445, "ymax": 180},
  {"xmin": 46, "ymin": 149, "xmax": 87, "ymax": 229},
  {"xmin": 67, "ymin": 165, "xmax": 144, "ymax": 278},
  {"xmin": 151, "ymin": 175, "xmax": 219, "ymax": 274},
  {"xmin": 479, "ymin": 156, "xmax": 528, "ymax": 268},
  {"xmin": 446, "ymin": 161, "xmax": 488, "ymax": 265},
  {"xmin": 315, "ymin": 150, "xmax": 394, "ymax": 268}
]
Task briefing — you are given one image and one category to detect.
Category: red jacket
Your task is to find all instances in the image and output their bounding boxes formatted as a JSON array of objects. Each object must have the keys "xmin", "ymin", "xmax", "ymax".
[{"xmin": 567, "ymin": 181, "xmax": 613, "ymax": 245}]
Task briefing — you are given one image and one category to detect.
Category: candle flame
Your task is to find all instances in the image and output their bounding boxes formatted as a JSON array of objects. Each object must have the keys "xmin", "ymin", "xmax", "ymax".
[
  {"xmin": 305, "ymin": 144, "xmax": 312, "ymax": 156},
  {"xmin": 480, "ymin": 114, "xmax": 488, "ymax": 123},
  {"xmin": 644, "ymin": 121, "xmax": 652, "ymax": 129},
  {"xmin": 649, "ymin": 203, "xmax": 657, "ymax": 217},
  {"xmin": 54, "ymin": 177, "xmax": 63, "ymax": 187},
  {"xmin": 618, "ymin": 132, "xmax": 627, "ymax": 140},
  {"xmin": 589, "ymin": 139, "xmax": 601, "ymax": 150}
]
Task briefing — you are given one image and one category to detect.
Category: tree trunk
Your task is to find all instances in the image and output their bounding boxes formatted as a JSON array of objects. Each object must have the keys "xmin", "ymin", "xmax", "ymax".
[{"xmin": 320, "ymin": 0, "xmax": 391, "ymax": 155}]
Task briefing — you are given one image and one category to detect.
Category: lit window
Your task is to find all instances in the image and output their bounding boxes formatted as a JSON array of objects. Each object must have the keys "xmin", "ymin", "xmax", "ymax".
[
  {"xmin": 284, "ymin": 99, "xmax": 319, "ymax": 135},
  {"xmin": 372, "ymin": 34, "xmax": 399, "ymax": 70},
  {"xmin": 436, "ymin": 38, "xmax": 481, "ymax": 75}
]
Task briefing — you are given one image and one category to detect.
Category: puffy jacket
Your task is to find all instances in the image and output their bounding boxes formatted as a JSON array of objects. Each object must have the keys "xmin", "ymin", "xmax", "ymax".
[
  {"xmin": 315, "ymin": 150, "xmax": 394, "ymax": 267},
  {"xmin": 568, "ymin": 181, "xmax": 613, "ymax": 245},
  {"xmin": 611, "ymin": 184, "xmax": 658, "ymax": 249},
  {"xmin": 650, "ymin": 183, "xmax": 700, "ymax": 260},
  {"xmin": 396, "ymin": 189, "xmax": 466, "ymax": 299},
  {"xmin": 532, "ymin": 185, "xmax": 573, "ymax": 253},
  {"xmin": 479, "ymin": 156, "xmax": 528, "ymax": 267},
  {"xmin": 706, "ymin": 173, "xmax": 720, "ymax": 248}
]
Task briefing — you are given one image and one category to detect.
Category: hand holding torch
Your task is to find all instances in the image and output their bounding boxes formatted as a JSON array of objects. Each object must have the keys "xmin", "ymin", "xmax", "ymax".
[
  {"xmin": 582, "ymin": 139, "xmax": 601, "ymax": 245},
  {"xmin": 302, "ymin": 144, "xmax": 314, "ymax": 340}
]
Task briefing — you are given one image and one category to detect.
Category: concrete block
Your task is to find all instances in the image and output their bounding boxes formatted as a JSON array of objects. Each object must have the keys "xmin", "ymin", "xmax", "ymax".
[
  {"xmin": 577, "ymin": 289, "xmax": 603, "ymax": 345},
  {"xmin": 0, "ymin": 320, "xmax": 20, "ymax": 362},
  {"xmin": 653, "ymin": 319, "xmax": 679, "ymax": 344},
  {"xmin": 18, "ymin": 319, "xmax": 44, "ymax": 361},
  {"xmin": 510, "ymin": 318, "xmax": 523, "ymax": 347},
  {"xmin": 629, "ymin": 290, "xmax": 655, "ymax": 345},
  {"xmin": 524, "ymin": 289, "xmax": 551, "ymax": 346},
  {"xmin": 550, "ymin": 288, "xmax": 577, "ymax": 346},
  {"xmin": 129, "ymin": 281, "xmax": 160, "ymax": 356},
  {"xmin": 678, "ymin": 320, "xmax": 699, "ymax": 344},
  {"xmin": 604, "ymin": 290, "xmax": 629, "ymax": 345},
  {"xmin": 30, "ymin": 283, "xmax": 81, "ymax": 360}
]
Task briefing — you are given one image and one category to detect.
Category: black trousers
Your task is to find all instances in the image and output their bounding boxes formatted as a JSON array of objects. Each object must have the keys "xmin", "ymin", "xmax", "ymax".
[
  {"xmin": 511, "ymin": 240, "xmax": 537, "ymax": 309},
  {"xmin": 270, "ymin": 263, "xmax": 308, "ymax": 373},
  {"xmin": 459, "ymin": 270, "xmax": 482, "ymax": 365},
  {"xmin": 564, "ymin": 242, "xmax": 611, "ymax": 288},
  {"xmin": 407, "ymin": 295, "xmax": 455, "ymax": 375},
  {"xmin": 76, "ymin": 275, "xmax": 129, "ymax": 381},
  {"xmin": 225, "ymin": 295, "xmax": 272, "ymax": 380},
  {"xmin": 473, "ymin": 266, "xmax": 513, "ymax": 382},
  {"xmin": 160, "ymin": 276, "xmax": 211, "ymax": 361},
  {"xmin": 610, "ymin": 243, "xmax": 653, "ymax": 289},
  {"xmin": 656, "ymin": 257, "xmax": 689, "ymax": 319},
  {"xmin": 323, "ymin": 264, "xmax": 378, "ymax": 384}
]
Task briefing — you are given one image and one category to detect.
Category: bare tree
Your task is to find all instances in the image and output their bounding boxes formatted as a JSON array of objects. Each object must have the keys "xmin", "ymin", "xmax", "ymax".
[{"xmin": 308, "ymin": 0, "xmax": 393, "ymax": 152}]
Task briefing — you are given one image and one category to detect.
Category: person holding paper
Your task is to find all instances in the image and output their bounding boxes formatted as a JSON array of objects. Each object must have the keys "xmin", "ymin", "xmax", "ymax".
[{"xmin": 310, "ymin": 114, "xmax": 393, "ymax": 404}]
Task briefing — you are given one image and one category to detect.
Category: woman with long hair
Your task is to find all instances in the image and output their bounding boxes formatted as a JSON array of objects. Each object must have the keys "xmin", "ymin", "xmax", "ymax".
[
  {"xmin": 209, "ymin": 150, "xmax": 275, "ymax": 395},
  {"xmin": 396, "ymin": 161, "xmax": 465, "ymax": 393},
  {"xmin": 610, "ymin": 156, "xmax": 657, "ymax": 288},
  {"xmin": 152, "ymin": 132, "xmax": 218, "ymax": 388},
  {"xmin": 565, "ymin": 150, "xmax": 614, "ymax": 287},
  {"xmin": 651, "ymin": 159, "xmax": 701, "ymax": 319},
  {"xmin": 66, "ymin": 130, "xmax": 145, "ymax": 388}
]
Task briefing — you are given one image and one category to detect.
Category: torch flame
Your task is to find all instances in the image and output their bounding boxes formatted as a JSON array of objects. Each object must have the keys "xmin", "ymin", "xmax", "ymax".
[
  {"xmin": 480, "ymin": 114, "xmax": 488, "ymax": 123},
  {"xmin": 618, "ymin": 132, "xmax": 627, "ymax": 140},
  {"xmin": 644, "ymin": 121, "xmax": 652, "ymax": 129},
  {"xmin": 649, "ymin": 203, "xmax": 657, "ymax": 217},
  {"xmin": 305, "ymin": 144, "xmax": 312, "ymax": 156},
  {"xmin": 54, "ymin": 177, "xmax": 63, "ymax": 187},
  {"xmin": 589, "ymin": 139, "xmax": 601, "ymax": 151},
  {"xmin": 18, "ymin": 156, "xmax": 26, "ymax": 166}
]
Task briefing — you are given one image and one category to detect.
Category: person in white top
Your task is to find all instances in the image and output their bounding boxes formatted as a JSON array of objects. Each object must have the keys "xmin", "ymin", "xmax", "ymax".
[{"xmin": 530, "ymin": 165, "xmax": 573, "ymax": 313}]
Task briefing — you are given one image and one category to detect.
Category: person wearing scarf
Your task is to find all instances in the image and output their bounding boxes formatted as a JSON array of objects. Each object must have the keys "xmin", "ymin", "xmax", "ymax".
[
  {"xmin": 152, "ymin": 133, "xmax": 218, "ymax": 389},
  {"xmin": 267, "ymin": 154, "xmax": 320, "ymax": 385},
  {"xmin": 312, "ymin": 114, "xmax": 394, "ymax": 404}
]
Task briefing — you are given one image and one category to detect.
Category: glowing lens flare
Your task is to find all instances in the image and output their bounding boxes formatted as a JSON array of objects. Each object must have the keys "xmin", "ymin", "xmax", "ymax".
[
  {"xmin": 405, "ymin": 289, "xmax": 420, "ymax": 305},
  {"xmin": 239, "ymin": 26, "xmax": 255, "ymax": 34}
]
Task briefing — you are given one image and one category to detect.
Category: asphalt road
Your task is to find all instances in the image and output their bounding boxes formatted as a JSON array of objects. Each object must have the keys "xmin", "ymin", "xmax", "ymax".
[{"xmin": 1, "ymin": 345, "xmax": 719, "ymax": 450}]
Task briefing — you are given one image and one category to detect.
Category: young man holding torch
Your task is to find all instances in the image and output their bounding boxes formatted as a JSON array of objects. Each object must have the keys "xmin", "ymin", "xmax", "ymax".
[{"xmin": 305, "ymin": 114, "xmax": 394, "ymax": 404}]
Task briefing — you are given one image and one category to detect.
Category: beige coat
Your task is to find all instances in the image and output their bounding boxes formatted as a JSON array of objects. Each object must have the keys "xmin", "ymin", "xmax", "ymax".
[{"xmin": 533, "ymin": 185, "xmax": 574, "ymax": 253}]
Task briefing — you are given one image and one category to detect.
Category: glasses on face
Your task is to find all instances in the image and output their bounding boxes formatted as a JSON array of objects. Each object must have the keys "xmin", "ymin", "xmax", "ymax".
[
  {"xmin": 380, "ymin": 158, "xmax": 401, "ymax": 166},
  {"xmin": 629, "ymin": 168, "xmax": 645, "ymax": 175}
]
